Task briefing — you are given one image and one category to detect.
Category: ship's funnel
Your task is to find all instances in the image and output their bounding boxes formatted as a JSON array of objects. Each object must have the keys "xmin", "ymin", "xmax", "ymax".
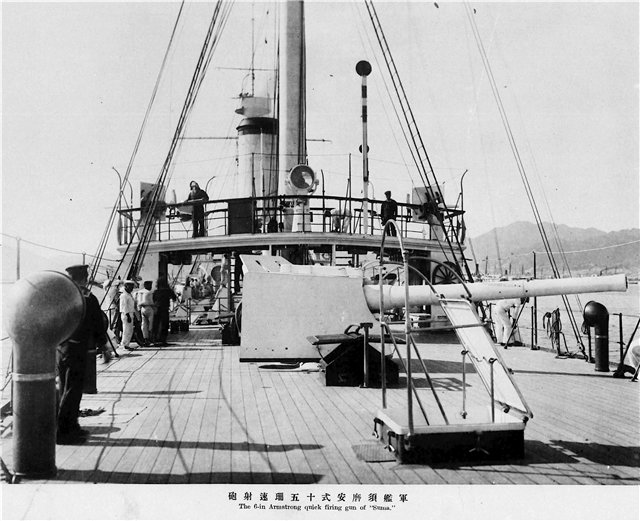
[{"xmin": 236, "ymin": 117, "xmax": 278, "ymax": 200}]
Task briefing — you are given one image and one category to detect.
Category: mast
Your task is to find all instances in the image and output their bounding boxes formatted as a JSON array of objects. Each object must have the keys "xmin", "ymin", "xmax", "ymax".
[
  {"xmin": 356, "ymin": 60, "xmax": 372, "ymax": 234},
  {"xmin": 278, "ymin": 0, "xmax": 308, "ymax": 232}
]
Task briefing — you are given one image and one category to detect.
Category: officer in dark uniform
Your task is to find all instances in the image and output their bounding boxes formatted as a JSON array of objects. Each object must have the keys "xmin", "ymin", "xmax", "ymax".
[
  {"xmin": 152, "ymin": 277, "xmax": 177, "ymax": 346},
  {"xmin": 57, "ymin": 264, "xmax": 107, "ymax": 444},
  {"xmin": 380, "ymin": 190, "xmax": 398, "ymax": 236}
]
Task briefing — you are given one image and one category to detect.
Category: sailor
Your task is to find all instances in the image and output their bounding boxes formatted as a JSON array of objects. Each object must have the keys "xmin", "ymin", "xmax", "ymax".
[
  {"xmin": 330, "ymin": 207, "xmax": 352, "ymax": 233},
  {"xmin": 494, "ymin": 298, "xmax": 526, "ymax": 347},
  {"xmin": 135, "ymin": 280, "xmax": 156, "ymax": 345},
  {"xmin": 57, "ymin": 264, "xmax": 107, "ymax": 444},
  {"xmin": 102, "ymin": 277, "xmax": 120, "ymax": 330},
  {"xmin": 118, "ymin": 280, "xmax": 137, "ymax": 351},
  {"xmin": 620, "ymin": 339, "xmax": 640, "ymax": 380},
  {"xmin": 185, "ymin": 181, "xmax": 209, "ymax": 238},
  {"xmin": 181, "ymin": 278, "xmax": 193, "ymax": 305},
  {"xmin": 380, "ymin": 191, "xmax": 398, "ymax": 236},
  {"xmin": 153, "ymin": 277, "xmax": 177, "ymax": 346}
]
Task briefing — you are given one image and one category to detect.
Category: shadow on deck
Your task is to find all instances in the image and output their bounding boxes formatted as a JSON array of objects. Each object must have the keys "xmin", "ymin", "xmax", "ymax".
[
  {"xmin": 550, "ymin": 439, "xmax": 640, "ymax": 468},
  {"xmin": 95, "ymin": 390, "xmax": 202, "ymax": 396},
  {"xmin": 79, "ymin": 437, "xmax": 323, "ymax": 452},
  {"xmin": 54, "ymin": 469, "xmax": 322, "ymax": 484},
  {"xmin": 420, "ymin": 439, "xmax": 639, "ymax": 477}
]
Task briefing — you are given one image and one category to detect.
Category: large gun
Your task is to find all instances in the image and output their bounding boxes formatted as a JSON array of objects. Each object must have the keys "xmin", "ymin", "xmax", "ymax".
[{"xmin": 238, "ymin": 254, "xmax": 627, "ymax": 361}]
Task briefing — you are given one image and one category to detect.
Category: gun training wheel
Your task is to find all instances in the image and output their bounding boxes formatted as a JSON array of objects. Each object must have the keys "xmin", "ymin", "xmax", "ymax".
[{"xmin": 431, "ymin": 261, "xmax": 461, "ymax": 285}]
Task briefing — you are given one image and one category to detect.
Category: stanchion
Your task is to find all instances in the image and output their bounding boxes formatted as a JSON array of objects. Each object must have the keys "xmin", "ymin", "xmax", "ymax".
[{"xmin": 530, "ymin": 307, "xmax": 539, "ymax": 350}]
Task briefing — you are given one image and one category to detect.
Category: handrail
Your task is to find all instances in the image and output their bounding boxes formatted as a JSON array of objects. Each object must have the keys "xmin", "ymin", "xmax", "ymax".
[
  {"xmin": 116, "ymin": 194, "xmax": 464, "ymax": 246},
  {"xmin": 379, "ymin": 322, "xmax": 430, "ymax": 425},
  {"xmin": 378, "ymin": 222, "xmax": 477, "ymax": 432}
]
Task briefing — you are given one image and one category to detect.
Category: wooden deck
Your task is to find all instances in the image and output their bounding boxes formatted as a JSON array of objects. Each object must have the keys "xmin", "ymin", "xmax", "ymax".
[
  {"xmin": 3, "ymin": 327, "xmax": 638, "ymax": 485},
  {"xmin": 2, "ymin": 327, "xmax": 639, "ymax": 518}
]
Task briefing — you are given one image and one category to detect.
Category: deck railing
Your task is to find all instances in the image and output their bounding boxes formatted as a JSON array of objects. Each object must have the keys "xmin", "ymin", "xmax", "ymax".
[
  {"xmin": 486, "ymin": 304, "xmax": 640, "ymax": 365},
  {"xmin": 117, "ymin": 195, "xmax": 464, "ymax": 246}
]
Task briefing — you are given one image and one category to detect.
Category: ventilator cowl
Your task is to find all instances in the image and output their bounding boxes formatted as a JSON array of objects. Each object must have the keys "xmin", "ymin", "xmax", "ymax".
[{"xmin": 3, "ymin": 270, "xmax": 85, "ymax": 477}]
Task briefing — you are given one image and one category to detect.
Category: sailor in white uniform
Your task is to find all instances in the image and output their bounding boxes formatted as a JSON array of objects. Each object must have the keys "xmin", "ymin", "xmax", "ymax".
[
  {"xmin": 494, "ymin": 298, "xmax": 525, "ymax": 346},
  {"xmin": 622, "ymin": 339, "xmax": 640, "ymax": 381},
  {"xmin": 118, "ymin": 280, "xmax": 137, "ymax": 350}
]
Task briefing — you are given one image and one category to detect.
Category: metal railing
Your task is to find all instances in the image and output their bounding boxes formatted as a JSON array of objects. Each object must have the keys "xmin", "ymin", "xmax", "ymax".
[
  {"xmin": 117, "ymin": 195, "xmax": 464, "ymax": 246},
  {"xmin": 488, "ymin": 304, "xmax": 640, "ymax": 366}
]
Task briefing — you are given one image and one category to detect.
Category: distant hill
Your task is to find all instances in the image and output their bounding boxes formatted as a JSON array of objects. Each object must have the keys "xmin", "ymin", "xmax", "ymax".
[{"xmin": 468, "ymin": 222, "xmax": 640, "ymax": 279}]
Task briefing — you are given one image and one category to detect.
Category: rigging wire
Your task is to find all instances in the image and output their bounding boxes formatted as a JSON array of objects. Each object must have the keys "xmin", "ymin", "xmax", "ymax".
[
  {"xmin": 1, "ymin": 232, "xmax": 118, "ymax": 262},
  {"xmin": 504, "ymin": 77, "xmax": 588, "ymax": 312},
  {"xmin": 91, "ymin": 1, "xmax": 187, "ymax": 290},
  {"xmin": 462, "ymin": 2, "xmax": 585, "ymax": 351},
  {"xmin": 350, "ymin": 3, "xmax": 418, "ymax": 190},
  {"xmin": 482, "ymin": 239, "xmax": 640, "ymax": 266},
  {"xmin": 363, "ymin": 2, "xmax": 434, "ymax": 189},
  {"xmin": 126, "ymin": 1, "xmax": 235, "ymax": 281},
  {"xmin": 363, "ymin": 0, "xmax": 475, "ymax": 284}
]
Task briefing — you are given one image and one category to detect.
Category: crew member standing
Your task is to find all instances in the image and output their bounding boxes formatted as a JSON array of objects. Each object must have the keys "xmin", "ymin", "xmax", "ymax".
[
  {"xmin": 185, "ymin": 181, "xmax": 209, "ymax": 238},
  {"xmin": 118, "ymin": 280, "xmax": 137, "ymax": 351},
  {"xmin": 494, "ymin": 298, "xmax": 525, "ymax": 347},
  {"xmin": 57, "ymin": 264, "xmax": 107, "ymax": 444},
  {"xmin": 380, "ymin": 190, "xmax": 398, "ymax": 236},
  {"xmin": 135, "ymin": 280, "xmax": 156, "ymax": 345},
  {"xmin": 181, "ymin": 278, "xmax": 193, "ymax": 305},
  {"xmin": 153, "ymin": 277, "xmax": 177, "ymax": 346}
]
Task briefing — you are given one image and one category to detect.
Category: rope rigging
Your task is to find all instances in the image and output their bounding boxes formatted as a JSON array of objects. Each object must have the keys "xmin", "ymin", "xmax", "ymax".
[
  {"xmin": 90, "ymin": 1, "xmax": 187, "ymax": 290},
  {"xmin": 124, "ymin": 1, "xmax": 235, "ymax": 281},
  {"xmin": 1, "ymin": 232, "xmax": 116, "ymax": 262},
  {"xmin": 363, "ymin": 0, "xmax": 476, "ymax": 286},
  {"xmin": 462, "ymin": 2, "xmax": 585, "ymax": 354}
]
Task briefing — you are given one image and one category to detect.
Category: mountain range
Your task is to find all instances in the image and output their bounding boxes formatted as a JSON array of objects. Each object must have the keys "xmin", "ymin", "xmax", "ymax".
[
  {"xmin": 468, "ymin": 222, "xmax": 640, "ymax": 279},
  {"xmin": 3, "ymin": 222, "xmax": 639, "ymax": 283}
]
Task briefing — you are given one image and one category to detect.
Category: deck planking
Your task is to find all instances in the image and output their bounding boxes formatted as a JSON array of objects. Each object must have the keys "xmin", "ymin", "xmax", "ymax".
[
  {"xmin": 1, "ymin": 326, "xmax": 638, "ymax": 486},
  {"xmin": 252, "ymin": 369, "xmax": 308, "ymax": 483},
  {"xmin": 188, "ymin": 348, "xmax": 223, "ymax": 484},
  {"xmin": 210, "ymin": 346, "xmax": 233, "ymax": 483},
  {"xmin": 282, "ymin": 370, "xmax": 361, "ymax": 483}
]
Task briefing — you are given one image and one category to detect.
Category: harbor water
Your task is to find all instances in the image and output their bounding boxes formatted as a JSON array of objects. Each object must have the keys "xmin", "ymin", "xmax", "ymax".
[
  {"xmin": 2, "ymin": 282, "xmax": 638, "ymax": 390},
  {"xmin": 506, "ymin": 283, "xmax": 640, "ymax": 364}
]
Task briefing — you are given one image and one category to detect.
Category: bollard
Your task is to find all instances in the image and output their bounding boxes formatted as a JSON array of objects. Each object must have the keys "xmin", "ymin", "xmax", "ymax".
[
  {"xmin": 3, "ymin": 271, "xmax": 84, "ymax": 478},
  {"xmin": 583, "ymin": 301, "xmax": 610, "ymax": 372}
]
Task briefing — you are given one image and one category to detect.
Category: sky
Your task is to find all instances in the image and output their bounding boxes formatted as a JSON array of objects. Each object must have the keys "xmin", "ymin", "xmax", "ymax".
[
  {"xmin": 1, "ymin": 2, "xmax": 638, "ymax": 515},
  {"xmin": 2, "ymin": 1, "xmax": 638, "ymax": 278}
]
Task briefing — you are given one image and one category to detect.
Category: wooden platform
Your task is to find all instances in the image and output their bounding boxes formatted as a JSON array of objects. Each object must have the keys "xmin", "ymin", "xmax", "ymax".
[{"xmin": 2, "ymin": 327, "xmax": 637, "ymax": 488}]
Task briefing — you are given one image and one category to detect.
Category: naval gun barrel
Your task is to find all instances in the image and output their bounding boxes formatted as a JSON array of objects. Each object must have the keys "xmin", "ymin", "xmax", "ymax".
[{"xmin": 363, "ymin": 274, "xmax": 628, "ymax": 312}]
